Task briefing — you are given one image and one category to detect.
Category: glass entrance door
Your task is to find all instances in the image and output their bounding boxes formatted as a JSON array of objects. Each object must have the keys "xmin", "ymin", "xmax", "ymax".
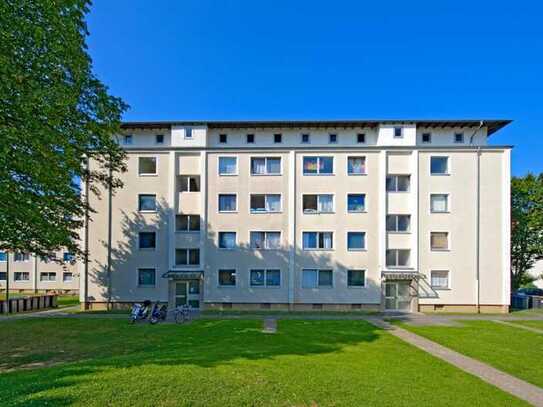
[
  {"xmin": 384, "ymin": 282, "xmax": 411, "ymax": 311},
  {"xmin": 175, "ymin": 282, "xmax": 188, "ymax": 307}
]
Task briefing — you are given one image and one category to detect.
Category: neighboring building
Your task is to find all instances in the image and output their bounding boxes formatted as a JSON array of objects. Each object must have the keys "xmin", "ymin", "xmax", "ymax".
[
  {"xmin": 82, "ymin": 119, "xmax": 512, "ymax": 313},
  {"xmin": 0, "ymin": 251, "xmax": 79, "ymax": 293},
  {"xmin": 528, "ymin": 259, "xmax": 543, "ymax": 289}
]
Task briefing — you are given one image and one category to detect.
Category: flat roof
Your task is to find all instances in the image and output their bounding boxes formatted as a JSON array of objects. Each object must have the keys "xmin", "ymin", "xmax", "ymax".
[{"xmin": 121, "ymin": 119, "xmax": 512, "ymax": 135}]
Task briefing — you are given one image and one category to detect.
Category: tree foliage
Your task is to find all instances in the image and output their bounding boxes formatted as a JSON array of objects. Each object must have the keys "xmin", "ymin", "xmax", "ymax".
[
  {"xmin": 511, "ymin": 173, "xmax": 543, "ymax": 289},
  {"xmin": 0, "ymin": 0, "xmax": 127, "ymax": 258}
]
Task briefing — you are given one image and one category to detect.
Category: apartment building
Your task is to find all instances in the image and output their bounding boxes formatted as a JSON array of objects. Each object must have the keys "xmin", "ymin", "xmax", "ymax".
[
  {"xmin": 82, "ymin": 119, "xmax": 511, "ymax": 313},
  {"xmin": 0, "ymin": 251, "xmax": 79, "ymax": 293}
]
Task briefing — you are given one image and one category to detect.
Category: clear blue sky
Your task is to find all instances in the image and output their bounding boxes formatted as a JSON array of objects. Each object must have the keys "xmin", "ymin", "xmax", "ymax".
[{"xmin": 86, "ymin": 1, "xmax": 543, "ymax": 176}]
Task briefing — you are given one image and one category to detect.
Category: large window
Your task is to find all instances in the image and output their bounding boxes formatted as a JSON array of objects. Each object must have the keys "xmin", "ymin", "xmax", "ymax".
[
  {"xmin": 431, "ymin": 157, "xmax": 449, "ymax": 175},
  {"xmin": 139, "ymin": 232, "xmax": 156, "ymax": 249},
  {"xmin": 386, "ymin": 215, "xmax": 411, "ymax": 232},
  {"xmin": 218, "ymin": 194, "xmax": 237, "ymax": 212},
  {"xmin": 302, "ymin": 269, "xmax": 333, "ymax": 288},
  {"xmin": 250, "ymin": 232, "xmax": 281, "ymax": 249},
  {"xmin": 303, "ymin": 194, "xmax": 333, "ymax": 213},
  {"xmin": 250, "ymin": 269, "xmax": 281, "ymax": 287},
  {"xmin": 347, "ymin": 232, "xmax": 366, "ymax": 251},
  {"xmin": 138, "ymin": 194, "xmax": 157, "ymax": 212},
  {"xmin": 175, "ymin": 249, "xmax": 200, "ymax": 265},
  {"xmin": 40, "ymin": 272, "xmax": 56, "ymax": 282},
  {"xmin": 386, "ymin": 249, "xmax": 410, "ymax": 267},
  {"xmin": 218, "ymin": 157, "xmax": 237, "ymax": 175},
  {"xmin": 302, "ymin": 232, "xmax": 333, "ymax": 250},
  {"xmin": 431, "ymin": 270, "xmax": 450, "ymax": 289},
  {"xmin": 14, "ymin": 272, "xmax": 30, "ymax": 281},
  {"xmin": 138, "ymin": 268, "xmax": 156, "ymax": 286},
  {"xmin": 218, "ymin": 232, "xmax": 237, "ymax": 249},
  {"xmin": 251, "ymin": 157, "xmax": 281, "ymax": 175},
  {"xmin": 347, "ymin": 157, "xmax": 366, "ymax": 175},
  {"xmin": 179, "ymin": 176, "xmax": 200, "ymax": 192},
  {"xmin": 348, "ymin": 270, "xmax": 366, "ymax": 287},
  {"xmin": 250, "ymin": 194, "xmax": 281, "ymax": 213},
  {"xmin": 386, "ymin": 175, "xmax": 410, "ymax": 192},
  {"xmin": 139, "ymin": 157, "xmax": 157, "ymax": 175},
  {"xmin": 14, "ymin": 252, "xmax": 30, "ymax": 262},
  {"xmin": 431, "ymin": 232, "xmax": 449, "ymax": 250},
  {"xmin": 63, "ymin": 272, "xmax": 73, "ymax": 283},
  {"xmin": 176, "ymin": 215, "xmax": 200, "ymax": 231},
  {"xmin": 430, "ymin": 194, "xmax": 449, "ymax": 213},
  {"xmin": 218, "ymin": 269, "xmax": 236, "ymax": 286},
  {"xmin": 347, "ymin": 194, "xmax": 366, "ymax": 212},
  {"xmin": 303, "ymin": 156, "xmax": 333, "ymax": 175}
]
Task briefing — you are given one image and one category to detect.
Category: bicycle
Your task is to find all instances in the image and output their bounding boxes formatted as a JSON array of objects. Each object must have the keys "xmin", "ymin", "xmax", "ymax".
[{"xmin": 173, "ymin": 304, "xmax": 192, "ymax": 324}]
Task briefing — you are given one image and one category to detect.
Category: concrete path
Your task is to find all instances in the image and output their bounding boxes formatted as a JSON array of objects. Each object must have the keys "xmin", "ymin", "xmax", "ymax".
[
  {"xmin": 262, "ymin": 318, "xmax": 277, "ymax": 334},
  {"xmin": 368, "ymin": 318, "xmax": 543, "ymax": 406},
  {"xmin": 493, "ymin": 319, "xmax": 543, "ymax": 334}
]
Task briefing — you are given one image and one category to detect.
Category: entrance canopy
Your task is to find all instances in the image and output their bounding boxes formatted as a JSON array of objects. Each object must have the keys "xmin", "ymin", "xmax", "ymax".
[
  {"xmin": 382, "ymin": 271, "xmax": 423, "ymax": 281},
  {"xmin": 162, "ymin": 270, "xmax": 203, "ymax": 280}
]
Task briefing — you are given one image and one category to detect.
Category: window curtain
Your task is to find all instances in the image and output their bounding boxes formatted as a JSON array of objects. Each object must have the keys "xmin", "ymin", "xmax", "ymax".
[
  {"xmin": 348, "ymin": 194, "xmax": 365, "ymax": 211},
  {"xmin": 252, "ymin": 158, "xmax": 266, "ymax": 174},
  {"xmin": 220, "ymin": 157, "xmax": 236, "ymax": 174},
  {"xmin": 319, "ymin": 157, "xmax": 333, "ymax": 174},
  {"xmin": 321, "ymin": 232, "xmax": 333, "ymax": 249},
  {"xmin": 267, "ymin": 158, "xmax": 281, "ymax": 174},
  {"xmin": 432, "ymin": 195, "xmax": 447, "ymax": 212},
  {"xmin": 250, "ymin": 270, "xmax": 265, "ymax": 286},
  {"xmin": 348, "ymin": 157, "xmax": 365, "ymax": 174},
  {"xmin": 266, "ymin": 195, "xmax": 281, "ymax": 212},
  {"xmin": 431, "ymin": 233, "xmax": 448, "ymax": 249},
  {"xmin": 318, "ymin": 195, "xmax": 333, "ymax": 212},
  {"xmin": 303, "ymin": 232, "xmax": 316, "ymax": 249},
  {"xmin": 266, "ymin": 232, "xmax": 280, "ymax": 249},
  {"xmin": 219, "ymin": 195, "xmax": 236, "ymax": 211},
  {"xmin": 302, "ymin": 270, "xmax": 318, "ymax": 288},
  {"xmin": 220, "ymin": 232, "xmax": 235, "ymax": 249},
  {"xmin": 250, "ymin": 232, "xmax": 264, "ymax": 249},
  {"xmin": 303, "ymin": 157, "xmax": 318, "ymax": 174}
]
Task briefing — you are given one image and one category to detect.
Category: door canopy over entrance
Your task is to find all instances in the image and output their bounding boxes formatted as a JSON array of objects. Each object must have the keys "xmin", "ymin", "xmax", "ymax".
[
  {"xmin": 162, "ymin": 270, "xmax": 203, "ymax": 281},
  {"xmin": 382, "ymin": 271, "xmax": 422, "ymax": 281}
]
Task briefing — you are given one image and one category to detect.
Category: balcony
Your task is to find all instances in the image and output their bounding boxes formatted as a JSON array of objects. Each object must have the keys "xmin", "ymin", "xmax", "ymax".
[{"xmin": 178, "ymin": 192, "xmax": 200, "ymax": 214}]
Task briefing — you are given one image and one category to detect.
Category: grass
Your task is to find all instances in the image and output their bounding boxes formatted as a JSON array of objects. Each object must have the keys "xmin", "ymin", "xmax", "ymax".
[
  {"xmin": 395, "ymin": 320, "xmax": 543, "ymax": 388},
  {"xmin": 56, "ymin": 295, "xmax": 79, "ymax": 308},
  {"xmin": 508, "ymin": 320, "xmax": 543, "ymax": 330},
  {"xmin": 0, "ymin": 318, "xmax": 527, "ymax": 406}
]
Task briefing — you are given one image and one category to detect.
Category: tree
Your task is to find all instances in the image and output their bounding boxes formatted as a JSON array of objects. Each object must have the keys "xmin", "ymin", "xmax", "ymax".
[
  {"xmin": 0, "ymin": 0, "xmax": 127, "ymax": 258},
  {"xmin": 511, "ymin": 174, "xmax": 543, "ymax": 290}
]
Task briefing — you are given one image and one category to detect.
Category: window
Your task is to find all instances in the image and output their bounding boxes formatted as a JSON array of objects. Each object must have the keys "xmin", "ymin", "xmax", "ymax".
[
  {"xmin": 184, "ymin": 128, "xmax": 193, "ymax": 139},
  {"xmin": 329, "ymin": 134, "xmax": 337, "ymax": 143},
  {"xmin": 431, "ymin": 270, "xmax": 450, "ymax": 289},
  {"xmin": 189, "ymin": 281, "xmax": 200, "ymax": 294},
  {"xmin": 179, "ymin": 176, "xmax": 200, "ymax": 192},
  {"xmin": 347, "ymin": 157, "xmax": 366, "ymax": 175},
  {"xmin": 250, "ymin": 269, "xmax": 280, "ymax": 287},
  {"xmin": 138, "ymin": 194, "xmax": 157, "ymax": 212},
  {"xmin": 176, "ymin": 215, "xmax": 200, "ymax": 231},
  {"xmin": 347, "ymin": 194, "xmax": 366, "ymax": 212},
  {"xmin": 386, "ymin": 249, "xmax": 410, "ymax": 267},
  {"xmin": 139, "ymin": 157, "xmax": 157, "ymax": 175},
  {"xmin": 251, "ymin": 157, "xmax": 281, "ymax": 175},
  {"xmin": 219, "ymin": 133, "xmax": 227, "ymax": 143},
  {"xmin": 348, "ymin": 270, "xmax": 366, "ymax": 287},
  {"xmin": 250, "ymin": 194, "xmax": 281, "ymax": 213},
  {"xmin": 301, "ymin": 134, "xmax": 310, "ymax": 143},
  {"xmin": 218, "ymin": 157, "xmax": 237, "ymax": 175},
  {"xmin": 247, "ymin": 134, "xmax": 255, "ymax": 143},
  {"xmin": 303, "ymin": 156, "xmax": 333, "ymax": 175},
  {"xmin": 302, "ymin": 232, "xmax": 333, "ymax": 250},
  {"xmin": 63, "ymin": 252, "xmax": 75, "ymax": 262},
  {"xmin": 175, "ymin": 249, "xmax": 200, "ymax": 265},
  {"xmin": 0, "ymin": 251, "xmax": 6, "ymax": 262},
  {"xmin": 15, "ymin": 272, "xmax": 30, "ymax": 281},
  {"xmin": 250, "ymin": 231, "xmax": 281, "ymax": 249},
  {"xmin": 302, "ymin": 269, "xmax": 333, "ymax": 288},
  {"xmin": 302, "ymin": 194, "xmax": 334, "ymax": 213},
  {"xmin": 155, "ymin": 134, "xmax": 164, "ymax": 144},
  {"xmin": 431, "ymin": 232, "xmax": 449, "ymax": 250},
  {"xmin": 63, "ymin": 272, "xmax": 73, "ymax": 283},
  {"xmin": 454, "ymin": 133, "xmax": 464, "ymax": 143},
  {"xmin": 386, "ymin": 175, "xmax": 410, "ymax": 192},
  {"xmin": 218, "ymin": 269, "xmax": 236, "ymax": 286},
  {"xmin": 218, "ymin": 232, "xmax": 237, "ymax": 249},
  {"xmin": 431, "ymin": 157, "xmax": 449, "ymax": 175},
  {"xmin": 430, "ymin": 194, "xmax": 449, "ymax": 213},
  {"xmin": 394, "ymin": 127, "xmax": 403, "ymax": 138},
  {"xmin": 41, "ymin": 253, "xmax": 56, "ymax": 263},
  {"xmin": 139, "ymin": 232, "xmax": 156, "ymax": 249},
  {"xmin": 14, "ymin": 252, "xmax": 30, "ymax": 262},
  {"xmin": 124, "ymin": 135, "xmax": 133, "ymax": 145},
  {"xmin": 357, "ymin": 133, "xmax": 366, "ymax": 143},
  {"xmin": 386, "ymin": 215, "xmax": 411, "ymax": 232},
  {"xmin": 347, "ymin": 232, "xmax": 366, "ymax": 250},
  {"xmin": 422, "ymin": 133, "xmax": 431, "ymax": 143},
  {"xmin": 40, "ymin": 272, "xmax": 56, "ymax": 282},
  {"xmin": 138, "ymin": 268, "xmax": 156, "ymax": 286},
  {"xmin": 274, "ymin": 133, "xmax": 282, "ymax": 143},
  {"xmin": 218, "ymin": 194, "xmax": 237, "ymax": 212},
  {"xmin": 0, "ymin": 272, "xmax": 5, "ymax": 281}
]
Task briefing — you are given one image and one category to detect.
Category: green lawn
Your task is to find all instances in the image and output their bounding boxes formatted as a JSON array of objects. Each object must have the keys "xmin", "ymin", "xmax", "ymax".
[
  {"xmin": 396, "ymin": 320, "xmax": 543, "ymax": 388},
  {"xmin": 0, "ymin": 319, "xmax": 527, "ymax": 406},
  {"xmin": 56, "ymin": 295, "xmax": 79, "ymax": 308},
  {"xmin": 508, "ymin": 320, "xmax": 543, "ymax": 330}
]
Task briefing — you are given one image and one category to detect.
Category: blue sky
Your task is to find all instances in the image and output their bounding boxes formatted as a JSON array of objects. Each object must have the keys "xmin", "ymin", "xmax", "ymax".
[{"xmin": 86, "ymin": 1, "xmax": 543, "ymax": 176}]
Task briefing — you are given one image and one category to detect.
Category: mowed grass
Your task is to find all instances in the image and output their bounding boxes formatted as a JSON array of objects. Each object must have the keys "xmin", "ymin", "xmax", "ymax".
[
  {"xmin": 508, "ymin": 319, "xmax": 543, "ymax": 330},
  {"xmin": 0, "ymin": 319, "xmax": 527, "ymax": 406},
  {"xmin": 397, "ymin": 320, "xmax": 543, "ymax": 388}
]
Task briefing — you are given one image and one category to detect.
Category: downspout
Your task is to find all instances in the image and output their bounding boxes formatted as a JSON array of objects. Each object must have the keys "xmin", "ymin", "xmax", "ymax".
[
  {"xmin": 5, "ymin": 252, "xmax": 9, "ymax": 313},
  {"xmin": 107, "ymin": 160, "xmax": 113, "ymax": 310},
  {"xmin": 33, "ymin": 253, "xmax": 38, "ymax": 294},
  {"xmin": 84, "ymin": 157, "xmax": 90, "ymax": 309},
  {"xmin": 470, "ymin": 121, "xmax": 484, "ymax": 313}
]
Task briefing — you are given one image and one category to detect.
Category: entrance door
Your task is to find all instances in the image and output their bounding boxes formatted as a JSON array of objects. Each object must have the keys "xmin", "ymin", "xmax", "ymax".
[
  {"xmin": 175, "ymin": 282, "xmax": 188, "ymax": 307},
  {"xmin": 174, "ymin": 280, "xmax": 200, "ymax": 308},
  {"xmin": 384, "ymin": 282, "xmax": 412, "ymax": 311}
]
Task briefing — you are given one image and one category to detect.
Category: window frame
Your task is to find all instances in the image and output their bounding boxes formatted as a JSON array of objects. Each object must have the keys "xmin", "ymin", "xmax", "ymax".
[
  {"xmin": 218, "ymin": 193, "xmax": 238, "ymax": 213},
  {"xmin": 138, "ymin": 193, "xmax": 157, "ymax": 212},
  {"xmin": 218, "ymin": 269, "xmax": 236, "ymax": 287},
  {"xmin": 393, "ymin": 127, "xmax": 403, "ymax": 138},
  {"xmin": 346, "ymin": 193, "xmax": 366, "ymax": 213},
  {"xmin": 347, "ymin": 269, "xmax": 366, "ymax": 288},
  {"xmin": 219, "ymin": 133, "xmax": 227, "ymax": 144},
  {"xmin": 175, "ymin": 248, "xmax": 200, "ymax": 266},
  {"xmin": 302, "ymin": 194, "xmax": 335, "ymax": 214},
  {"xmin": 14, "ymin": 252, "xmax": 30, "ymax": 262},
  {"xmin": 454, "ymin": 133, "xmax": 464, "ymax": 144},
  {"xmin": 250, "ymin": 156, "xmax": 282, "ymax": 176},
  {"xmin": 430, "ymin": 193, "xmax": 450, "ymax": 213},
  {"xmin": 357, "ymin": 133, "xmax": 366, "ymax": 144},
  {"xmin": 430, "ymin": 270, "xmax": 450, "ymax": 290},
  {"xmin": 347, "ymin": 156, "xmax": 367, "ymax": 175},
  {"xmin": 346, "ymin": 231, "xmax": 366, "ymax": 251},
  {"xmin": 386, "ymin": 214, "xmax": 411, "ymax": 233},
  {"xmin": 178, "ymin": 175, "xmax": 200, "ymax": 192},
  {"xmin": 301, "ymin": 133, "xmax": 310, "ymax": 144},
  {"xmin": 421, "ymin": 132, "xmax": 431, "ymax": 143},
  {"xmin": 249, "ymin": 269, "xmax": 281, "ymax": 288},
  {"xmin": 430, "ymin": 156, "xmax": 450, "ymax": 175},
  {"xmin": 218, "ymin": 156, "xmax": 238, "ymax": 176},
  {"xmin": 386, "ymin": 249, "xmax": 411, "ymax": 268},
  {"xmin": 250, "ymin": 193, "xmax": 282, "ymax": 213},
  {"xmin": 40, "ymin": 272, "xmax": 57, "ymax": 282},
  {"xmin": 138, "ymin": 156, "xmax": 158, "ymax": 176},
  {"xmin": 218, "ymin": 231, "xmax": 237, "ymax": 250},
  {"xmin": 386, "ymin": 174, "xmax": 410, "ymax": 192},
  {"xmin": 302, "ymin": 156, "xmax": 334, "ymax": 176},
  {"xmin": 430, "ymin": 231, "xmax": 450, "ymax": 251},
  {"xmin": 63, "ymin": 272, "xmax": 74, "ymax": 283},
  {"xmin": 185, "ymin": 128, "xmax": 193, "ymax": 139},
  {"xmin": 138, "ymin": 231, "xmax": 157, "ymax": 250},
  {"xmin": 301, "ymin": 269, "xmax": 333, "ymax": 288},
  {"xmin": 155, "ymin": 134, "xmax": 164, "ymax": 144},
  {"xmin": 246, "ymin": 133, "xmax": 255, "ymax": 144},
  {"xmin": 302, "ymin": 231, "xmax": 334, "ymax": 251},
  {"xmin": 175, "ymin": 214, "xmax": 201, "ymax": 232},
  {"xmin": 328, "ymin": 133, "xmax": 337, "ymax": 144},
  {"xmin": 249, "ymin": 231, "xmax": 282, "ymax": 250},
  {"xmin": 137, "ymin": 268, "xmax": 156, "ymax": 287},
  {"xmin": 273, "ymin": 133, "xmax": 282, "ymax": 144},
  {"xmin": 14, "ymin": 272, "xmax": 30, "ymax": 282}
]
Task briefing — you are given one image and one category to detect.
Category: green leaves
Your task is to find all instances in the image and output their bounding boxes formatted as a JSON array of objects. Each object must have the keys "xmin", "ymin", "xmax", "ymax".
[{"xmin": 0, "ymin": 0, "xmax": 127, "ymax": 258}]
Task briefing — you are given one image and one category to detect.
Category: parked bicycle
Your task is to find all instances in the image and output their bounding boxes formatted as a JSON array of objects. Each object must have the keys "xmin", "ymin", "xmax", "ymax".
[{"xmin": 174, "ymin": 304, "xmax": 192, "ymax": 324}]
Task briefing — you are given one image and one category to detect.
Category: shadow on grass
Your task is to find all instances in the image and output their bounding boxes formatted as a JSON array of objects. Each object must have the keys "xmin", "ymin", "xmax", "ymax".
[{"xmin": 0, "ymin": 318, "xmax": 381, "ymax": 406}]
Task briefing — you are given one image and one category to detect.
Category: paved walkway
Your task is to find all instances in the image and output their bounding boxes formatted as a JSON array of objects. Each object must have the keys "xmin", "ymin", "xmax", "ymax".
[
  {"xmin": 367, "ymin": 318, "xmax": 543, "ymax": 406},
  {"xmin": 493, "ymin": 319, "xmax": 543, "ymax": 334},
  {"xmin": 262, "ymin": 317, "xmax": 277, "ymax": 333}
]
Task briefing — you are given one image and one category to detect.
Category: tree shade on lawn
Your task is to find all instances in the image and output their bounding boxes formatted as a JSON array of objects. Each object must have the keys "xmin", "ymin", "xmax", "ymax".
[{"xmin": 0, "ymin": 319, "xmax": 527, "ymax": 406}]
